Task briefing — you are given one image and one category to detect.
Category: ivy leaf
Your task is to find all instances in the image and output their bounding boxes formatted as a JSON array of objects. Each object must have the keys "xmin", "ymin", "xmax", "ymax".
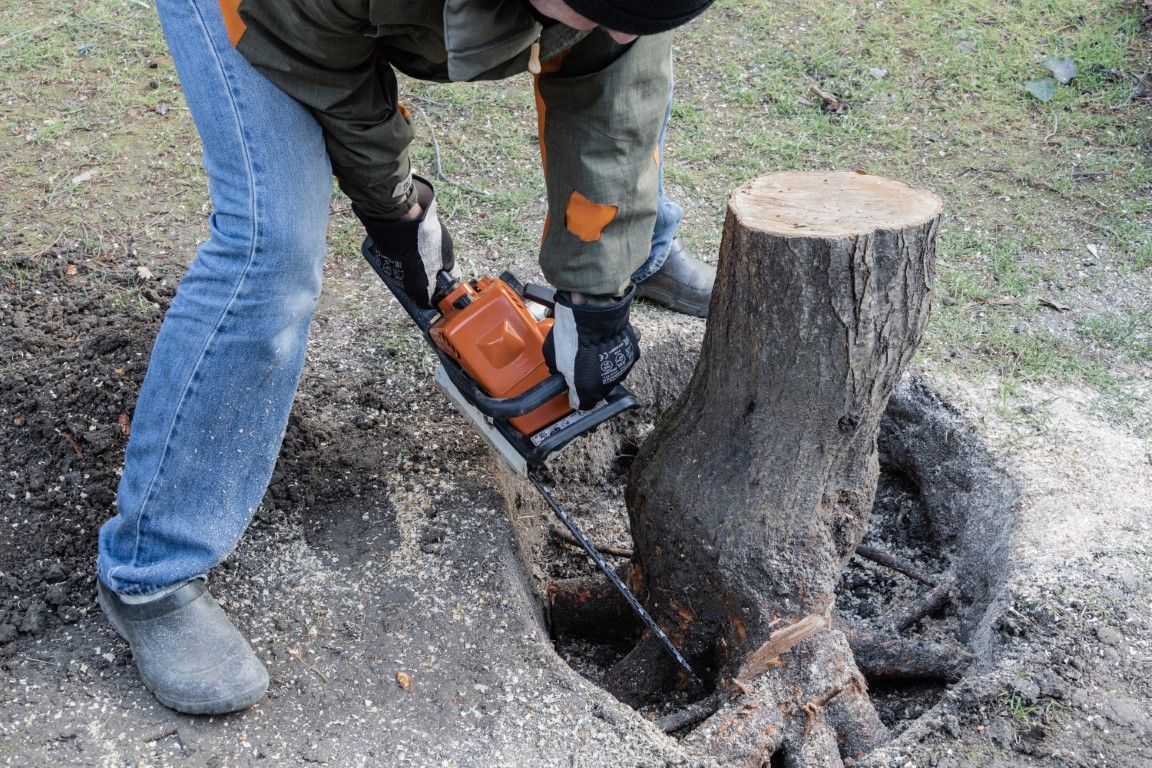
[{"xmin": 1025, "ymin": 78, "xmax": 1056, "ymax": 102}]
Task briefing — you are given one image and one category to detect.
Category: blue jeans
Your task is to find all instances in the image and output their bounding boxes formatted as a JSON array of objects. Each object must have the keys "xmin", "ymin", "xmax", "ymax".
[
  {"xmin": 98, "ymin": 0, "xmax": 680, "ymax": 594},
  {"xmin": 634, "ymin": 71, "xmax": 684, "ymax": 284},
  {"xmin": 97, "ymin": 0, "xmax": 333, "ymax": 595}
]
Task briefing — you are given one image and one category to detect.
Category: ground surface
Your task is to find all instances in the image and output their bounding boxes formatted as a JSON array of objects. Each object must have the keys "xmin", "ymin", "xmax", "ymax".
[{"xmin": 2, "ymin": 0, "xmax": 1151, "ymax": 766}]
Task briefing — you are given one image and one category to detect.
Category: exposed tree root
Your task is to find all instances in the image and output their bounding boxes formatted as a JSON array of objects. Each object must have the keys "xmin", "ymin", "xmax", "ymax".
[
  {"xmin": 682, "ymin": 632, "xmax": 889, "ymax": 768},
  {"xmin": 854, "ymin": 544, "xmax": 936, "ymax": 585},
  {"xmin": 656, "ymin": 690, "xmax": 724, "ymax": 733},
  {"xmin": 842, "ymin": 620, "xmax": 973, "ymax": 681},
  {"xmin": 553, "ymin": 529, "xmax": 634, "ymax": 559},
  {"xmin": 882, "ymin": 574, "xmax": 955, "ymax": 631},
  {"xmin": 603, "ymin": 634, "xmax": 680, "ymax": 708}
]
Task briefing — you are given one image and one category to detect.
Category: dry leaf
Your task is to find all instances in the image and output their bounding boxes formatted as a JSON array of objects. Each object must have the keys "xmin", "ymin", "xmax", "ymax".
[
  {"xmin": 64, "ymin": 264, "xmax": 78, "ymax": 277},
  {"xmin": 117, "ymin": 413, "xmax": 132, "ymax": 436},
  {"xmin": 13, "ymin": 416, "xmax": 24, "ymax": 427},
  {"xmin": 396, "ymin": 671, "xmax": 413, "ymax": 690}
]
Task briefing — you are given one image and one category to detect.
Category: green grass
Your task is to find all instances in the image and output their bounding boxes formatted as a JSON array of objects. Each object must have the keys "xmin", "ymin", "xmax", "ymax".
[
  {"xmin": 658, "ymin": 0, "xmax": 1149, "ymax": 436},
  {"xmin": 1, "ymin": 0, "xmax": 1149, "ymax": 439}
]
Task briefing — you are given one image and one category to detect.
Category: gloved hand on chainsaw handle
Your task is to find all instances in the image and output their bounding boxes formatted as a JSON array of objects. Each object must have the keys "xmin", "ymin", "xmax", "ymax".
[
  {"xmin": 543, "ymin": 287, "xmax": 640, "ymax": 411},
  {"xmin": 356, "ymin": 176, "xmax": 458, "ymax": 309}
]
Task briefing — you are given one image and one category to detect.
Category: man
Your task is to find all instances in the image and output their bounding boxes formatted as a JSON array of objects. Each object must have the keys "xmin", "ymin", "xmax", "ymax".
[{"xmin": 97, "ymin": 0, "xmax": 715, "ymax": 715}]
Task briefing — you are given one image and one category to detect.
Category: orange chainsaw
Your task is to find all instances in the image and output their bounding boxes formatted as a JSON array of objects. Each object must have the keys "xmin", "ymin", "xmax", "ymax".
[{"xmin": 363, "ymin": 239, "xmax": 701, "ymax": 685}]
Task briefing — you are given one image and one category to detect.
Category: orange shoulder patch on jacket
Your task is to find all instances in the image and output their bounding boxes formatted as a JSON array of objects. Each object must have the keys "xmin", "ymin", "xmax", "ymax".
[
  {"xmin": 218, "ymin": 0, "xmax": 247, "ymax": 47},
  {"xmin": 565, "ymin": 190, "xmax": 617, "ymax": 242}
]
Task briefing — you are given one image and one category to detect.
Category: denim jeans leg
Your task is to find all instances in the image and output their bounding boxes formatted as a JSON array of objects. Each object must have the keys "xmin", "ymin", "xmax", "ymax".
[
  {"xmin": 631, "ymin": 56, "xmax": 683, "ymax": 286},
  {"xmin": 97, "ymin": 0, "xmax": 333, "ymax": 595}
]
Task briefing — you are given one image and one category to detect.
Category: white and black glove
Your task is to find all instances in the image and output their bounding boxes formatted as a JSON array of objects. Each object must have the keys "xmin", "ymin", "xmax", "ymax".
[
  {"xmin": 356, "ymin": 176, "xmax": 458, "ymax": 308},
  {"xmin": 543, "ymin": 287, "xmax": 640, "ymax": 411}
]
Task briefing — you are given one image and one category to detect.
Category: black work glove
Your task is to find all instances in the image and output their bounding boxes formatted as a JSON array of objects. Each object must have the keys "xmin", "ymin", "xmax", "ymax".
[
  {"xmin": 543, "ymin": 287, "xmax": 640, "ymax": 410},
  {"xmin": 356, "ymin": 176, "xmax": 457, "ymax": 308}
]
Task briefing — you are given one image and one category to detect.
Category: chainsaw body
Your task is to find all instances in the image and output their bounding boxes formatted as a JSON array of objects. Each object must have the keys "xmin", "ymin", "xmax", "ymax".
[{"xmin": 362, "ymin": 240, "xmax": 638, "ymax": 475}]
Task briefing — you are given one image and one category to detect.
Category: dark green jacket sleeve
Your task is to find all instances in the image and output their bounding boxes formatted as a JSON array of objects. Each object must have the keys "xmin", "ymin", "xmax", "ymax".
[
  {"xmin": 232, "ymin": 0, "xmax": 420, "ymax": 217},
  {"xmin": 535, "ymin": 32, "xmax": 672, "ymax": 297}
]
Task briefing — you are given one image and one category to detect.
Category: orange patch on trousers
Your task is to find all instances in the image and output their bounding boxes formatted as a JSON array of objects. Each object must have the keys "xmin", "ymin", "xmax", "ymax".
[
  {"xmin": 565, "ymin": 190, "xmax": 617, "ymax": 242},
  {"xmin": 218, "ymin": 0, "xmax": 247, "ymax": 46},
  {"xmin": 532, "ymin": 51, "xmax": 570, "ymax": 175}
]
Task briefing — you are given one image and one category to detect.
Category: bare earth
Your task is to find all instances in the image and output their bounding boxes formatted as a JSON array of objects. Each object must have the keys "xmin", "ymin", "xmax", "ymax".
[{"xmin": 1, "ymin": 241, "xmax": 1150, "ymax": 766}]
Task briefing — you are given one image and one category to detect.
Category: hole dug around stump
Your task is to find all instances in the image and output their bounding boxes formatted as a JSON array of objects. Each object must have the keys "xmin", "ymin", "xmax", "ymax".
[{"xmin": 522, "ymin": 373, "xmax": 1019, "ymax": 745}]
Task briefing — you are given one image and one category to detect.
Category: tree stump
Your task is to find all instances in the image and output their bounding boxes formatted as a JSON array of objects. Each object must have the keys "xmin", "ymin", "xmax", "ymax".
[{"xmin": 623, "ymin": 172, "xmax": 941, "ymax": 766}]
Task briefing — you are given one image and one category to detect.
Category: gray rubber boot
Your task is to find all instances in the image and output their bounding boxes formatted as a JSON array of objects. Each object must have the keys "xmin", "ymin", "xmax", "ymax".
[
  {"xmin": 636, "ymin": 239, "xmax": 716, "ymax": 317},
  {"xmin": 97, "ymin": 579, "xmax": 268, "ymax": 715}
]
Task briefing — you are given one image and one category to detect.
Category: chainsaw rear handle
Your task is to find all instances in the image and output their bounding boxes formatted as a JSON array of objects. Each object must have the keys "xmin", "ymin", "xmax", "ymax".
[{"xmin": 434, "ymin": 348, "xmax": 570, "ymax": 418}]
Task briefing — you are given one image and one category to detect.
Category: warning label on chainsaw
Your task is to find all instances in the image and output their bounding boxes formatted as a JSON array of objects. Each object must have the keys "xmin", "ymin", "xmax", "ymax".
[{"xmin": 530, "ymin": 400, "xmax": 609, "ymax": 447}]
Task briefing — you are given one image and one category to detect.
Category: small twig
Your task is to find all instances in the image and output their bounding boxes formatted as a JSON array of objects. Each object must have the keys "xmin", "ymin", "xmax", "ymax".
[
  {"xmin": 409, "ymin": 104, "xmax": 492, "ymax": 198},
  {"xmin": 288, "ymin": 649, "xmax": 329, "ymax": 681},
  {"xmin": 854, "ymin": 544, "xmax": 936, "ymax": 586},
  {"xmin": 18, "ymin": 654, "xmax": 60, "ymax": 667},
  {"xmin": 59, "ymin": 430, "xmax": 84, "ymax": 458},
  {"xmin": 0, "ymin": 19, "xmax": 63, "ymax": 48},
  {"xmin": 656, "ymin": 690, "xmax": 724, "ymax": 733},
  {"xmin": 954, "ymin": 166, "xmax": 1010, "ymax": 179},
  {"xmin": 883, "ymin": 575, "xmax": 955, "ymax": 631},
  {"xmin": 1070, "ymin": 171, "xmax": 1111, "ymax": 181},
  {"xmin": 141, "ymin": 725, "xmax": 178, "ymax": 744},
  {"xmin": 806, "ymin": 80, "xmax": 845, "ymax": 113},
  {"xmin": 554, "ymin": 530, "xmax": 632, "ymax": 559}
]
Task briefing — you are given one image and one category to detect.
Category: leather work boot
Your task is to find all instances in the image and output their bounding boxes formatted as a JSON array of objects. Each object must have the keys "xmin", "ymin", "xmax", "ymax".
[
  {"xmin": 636, "ymin": 239, "xmax": 716, "ymax": 317},
  {"xmin": 98, "ymin": 579, "xmax": 268, "ymax": 715}
]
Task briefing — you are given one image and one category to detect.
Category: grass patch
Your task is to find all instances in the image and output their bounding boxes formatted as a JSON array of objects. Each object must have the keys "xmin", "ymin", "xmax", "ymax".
[{"xmin": 2, "ymin": 0, "xmax": 1149, "ymax": 440}]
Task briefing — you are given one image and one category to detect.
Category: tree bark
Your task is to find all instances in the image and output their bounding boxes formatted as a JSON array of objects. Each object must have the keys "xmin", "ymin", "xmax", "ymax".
[{"xmin": 624, "ymin": 172, "xmax": 941, "ymax": 765}]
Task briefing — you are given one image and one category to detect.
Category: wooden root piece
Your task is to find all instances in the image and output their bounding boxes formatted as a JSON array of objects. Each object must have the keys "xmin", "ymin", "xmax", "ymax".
[
  {"xmin": 735, "ymin": 614, "xmax": 828, "ymax": 682},
  {"xmin": 657, "ymin": 691, "xmax": 724, "ymax": 733},
  {"xmin": 882, "ymin": 574, "xmax": 955, "ymax": 631},
  {"xmin": 603, "ymin": 634, "xmax": 680, "ymax": 707},
  {"xmin": 553, "ymin": 530, "xmax": 633, "ymax": 559},
  {"xmin": 854, "ymin": 544, "xmax": 936, "ymax": 586},
  {"xmin": 843, "ymin": 620, "xmax": 973, "ymax": 682},
  {"xmin": 682, "ymin": 631, "xmax": 890, "ymax": 767}
]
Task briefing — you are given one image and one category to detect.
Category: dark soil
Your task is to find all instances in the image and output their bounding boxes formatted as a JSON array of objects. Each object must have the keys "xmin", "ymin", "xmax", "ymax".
[
  {"xmin": 0, "ymin": 236, "xmax": 447, "ymax": 658},
  {"xmin": 0, "ymin": 244, "xmax": 166, "ymax": 655}
]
